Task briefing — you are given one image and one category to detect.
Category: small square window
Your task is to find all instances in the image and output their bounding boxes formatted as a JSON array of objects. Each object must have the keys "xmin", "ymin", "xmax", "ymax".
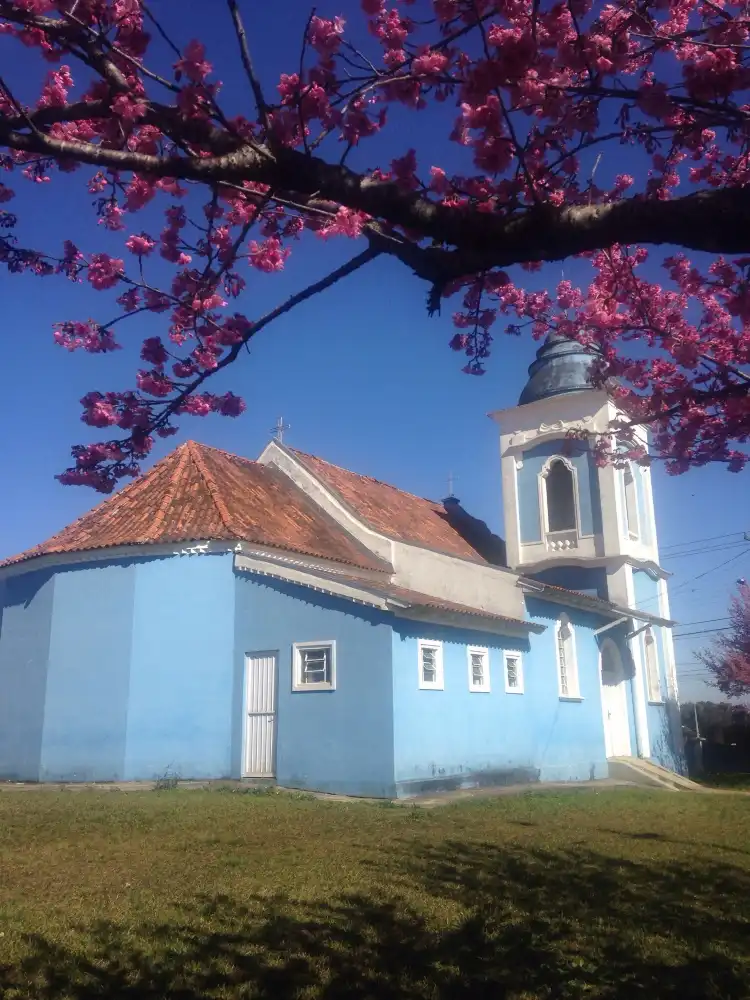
[
  {"xmin": 293, "ymin": 641, "xmax": 336, "ymax": 691},
  {"xmin": 418, "ymin": 639, "xmax": 444, "ymax": 690},
  {"xmin": 467, "ymin": 646, "xmax": 490, "ymax": 692},
  {"xmin": 504, "ymin": 651, "xmax": 524, "ymax": 694}
]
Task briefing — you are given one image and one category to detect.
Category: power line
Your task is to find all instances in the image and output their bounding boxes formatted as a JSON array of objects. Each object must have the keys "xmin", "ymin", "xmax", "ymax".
[
  {"xmin": 661, "ymin": 531, "xmax": 746, "ymax": 553},
  {"xmin": 638, "ymin": 549, "xmax": 748, "ymax": 609},
  {"xmin": 662, "ymin": 543, "xmax": 748, "ymax": 561},
  {"xmin": 675, "ymin": 617, "xmax": 730, "ymax": 627},
  {"xmin": 674, "ymin": 627, "xmax": 729, "ymax": 638}
]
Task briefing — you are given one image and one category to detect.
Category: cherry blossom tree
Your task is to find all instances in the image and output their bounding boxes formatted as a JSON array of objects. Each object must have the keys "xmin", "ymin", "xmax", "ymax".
[
  {"xmin": 699, "ymin": 580, "xmax": 750, "ymax": 698},
  {"xmin": 1, "ymin": 0, "xmax": 749, "ymax": 490}
]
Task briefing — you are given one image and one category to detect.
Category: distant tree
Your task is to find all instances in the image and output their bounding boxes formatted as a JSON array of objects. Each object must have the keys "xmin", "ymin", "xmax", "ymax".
[
  {"xmin": 1, "ymin": 1, "xmax": 750, "ymax": 489},
  {"xmin": 699, "ymin": 582, "xmax": 750, "ymax": 699},
  {"xmin": 681, "ymin": 700, "xmax": 750, "ymax": 741}
]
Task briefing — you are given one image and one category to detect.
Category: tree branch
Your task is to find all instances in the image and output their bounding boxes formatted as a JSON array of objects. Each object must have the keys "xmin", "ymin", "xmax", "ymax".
[
  {"xmin": 6, "ymin": 114, "xmax": 750, "ymax": 282},
  {"xmin": 149, "ymin": 245, "xmax": 381, "ymax": 431},
  {"xmin": 226, "ymin": 0, "xmax": 271, "ymax": 131}
]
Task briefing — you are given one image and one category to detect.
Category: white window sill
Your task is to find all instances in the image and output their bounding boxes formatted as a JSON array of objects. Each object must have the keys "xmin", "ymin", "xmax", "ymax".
[
  {"xmin": 648, "ymin": 699, "xmax": 665, "ymax": 706},
  {"xmin": 292, "ymin": 684, "xmax": 335, "ymax": 692},
  {"xmin": 559, "ymin": 695, "xmax": 584, "ymax": 702},
  {"xmin": 469, "ymin": 688, "xmax": 491, "ymax": 694},
  {"xmin": 419, "ymin": 684, "xmax": 444, "ymax": 692},
  {"xmin": 505, "ymin": 688, "xmax": 525, "ymax": 695}
]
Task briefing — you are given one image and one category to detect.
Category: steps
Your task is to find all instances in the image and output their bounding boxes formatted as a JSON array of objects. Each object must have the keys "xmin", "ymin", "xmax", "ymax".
[{"xmin": 607, "ymin": 756, "xmax": 704, "ymax": 792}]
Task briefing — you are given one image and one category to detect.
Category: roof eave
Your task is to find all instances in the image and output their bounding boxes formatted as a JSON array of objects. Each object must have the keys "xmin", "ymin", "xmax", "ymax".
[
  {"xmin": 519, "ymin": 579, "xmax": 676, "ymax": 627},
  {"xmin": 389, "ymin": 604, "xmax": 545, "ymax": 638}
]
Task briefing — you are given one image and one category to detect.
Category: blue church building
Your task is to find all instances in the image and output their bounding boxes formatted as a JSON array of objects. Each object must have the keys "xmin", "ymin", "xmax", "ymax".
[{"xmin": 0, "ymin": 337, "xmax": 683, "ymax": 796}]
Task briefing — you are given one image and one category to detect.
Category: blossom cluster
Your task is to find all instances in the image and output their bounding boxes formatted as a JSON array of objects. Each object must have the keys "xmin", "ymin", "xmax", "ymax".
[{"xmin": 0, "ymin": 0, "xmax": 748, "ymax": 487}]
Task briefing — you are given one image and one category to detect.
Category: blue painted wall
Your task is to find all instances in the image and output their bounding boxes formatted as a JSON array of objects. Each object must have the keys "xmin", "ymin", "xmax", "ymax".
[
  {"xmin": 392, "ymin": 598, "xmax": 611, "ymax": 795},
  {"xmin": 518, "ymin": 440, "xmax": 602, "ymax": 543},
  {"xmin": 41, "ymin": 562, "xmax": 135, "ymax": 782},
  {"xmin": 0, "ymin": 570, "xmax": 55, "ymax": 781},
  {"xmin": 125, "ymin": 553, "xmax": 235, "ymax": 781},
  {"xmin": 234, "ymin": 574, "xmax": 395, "ymax": 797}
]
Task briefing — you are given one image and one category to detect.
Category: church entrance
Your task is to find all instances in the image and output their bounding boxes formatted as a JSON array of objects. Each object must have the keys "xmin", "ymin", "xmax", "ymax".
[{"xmin": 600, "ymin": 639, "xmax": 631, "ymax": 758}]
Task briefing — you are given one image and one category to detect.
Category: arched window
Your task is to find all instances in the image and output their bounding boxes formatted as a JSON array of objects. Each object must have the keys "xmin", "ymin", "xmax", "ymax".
[
  {"xmin": 555, "ymin": 614, "xmax": 579, "ymax": 698},
  {"xmin": 544, "ymin": 459, "xmax": 577, "ymax": 533},
  {"xmin": 644, "ymin": 628, "xmax": 661, "ymax": 702},
  {"xmin": 623, "ymin": 464, "xmax": 640, "ymax": 540}
]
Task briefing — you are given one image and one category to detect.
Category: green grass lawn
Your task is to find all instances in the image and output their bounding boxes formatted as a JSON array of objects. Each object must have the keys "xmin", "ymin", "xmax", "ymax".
[{"xmin": 0, "ymin": 786, "xmax": 749, "ymax": 999}]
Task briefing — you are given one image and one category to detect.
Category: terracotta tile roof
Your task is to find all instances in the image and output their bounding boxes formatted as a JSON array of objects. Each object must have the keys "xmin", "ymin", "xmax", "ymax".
[
  {"xmin": 2, "ymin": 441, "xmax": 390, "ymax": 573},
  {"xmin": 288, "ymin": 448, "xmax": 505, "ymax": 565}
]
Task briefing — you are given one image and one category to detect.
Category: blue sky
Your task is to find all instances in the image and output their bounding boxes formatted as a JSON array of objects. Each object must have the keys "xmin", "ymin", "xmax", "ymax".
[{"xmin": 1, "ymin": 1, "xmax": 747, "ymax": 703}]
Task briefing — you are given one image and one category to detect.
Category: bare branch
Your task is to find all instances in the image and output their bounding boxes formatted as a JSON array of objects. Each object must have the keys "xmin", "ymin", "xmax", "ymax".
[
  {"xmin": 150, "ymin": 245, "xmax": 381, "ymax": 432},
  {"xmin": 226, "ymin": 0, "xmax": 271, "ymax": 131}
]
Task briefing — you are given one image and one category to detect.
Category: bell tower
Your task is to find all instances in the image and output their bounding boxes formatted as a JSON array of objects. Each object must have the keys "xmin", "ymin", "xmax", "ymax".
[
  {"xmin": 490, "ymin": 334, "xmax": 661, "ymax": 603},
  {"xmin": 490, "ymin": 335, "xmax": 680, "ymax": 760}
]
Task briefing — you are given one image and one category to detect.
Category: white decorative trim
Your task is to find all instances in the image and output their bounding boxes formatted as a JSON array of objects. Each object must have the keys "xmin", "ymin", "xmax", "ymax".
[
  {"xmin": 624, "ymin": 566, "xmax": 651, "ymax": 757},
  {"xmin": 555, "ymin": 614, "xmax": 580, "ymax": 699},
  {"xmin": 418, "ymin": 638, "xmax": 444, "ymax": 691},
  {"xmin": 467, "ymin": 645, "xmax": 491, "ymax": 693},
  {"xmin": 622, "ymin": 463, "xmax": 641, "ymax": 542},
  {"xmin": 507, "ymin": 415, "xmax": 597, "ymax": 448},
  {"xmin": 503, "ymin": 650, "xmax": 525, "ymax": 694},
  {"xmin": 0, "ymin": 538, "xmax": 239, "ymax": 579},
  {"xmin": 292, "ymin": 640, "xmax": 336, "ymax": 691},
  {"xmin": 658, "ymin": 578, "xmax": 679, "ymax": 702},
  {"xmin": 643, "ymin": 627, "xmax": 664, "ymax": 704},
  {"xmin": 539, "ymin": 454, "xmax": 581, "ymax": 546}
]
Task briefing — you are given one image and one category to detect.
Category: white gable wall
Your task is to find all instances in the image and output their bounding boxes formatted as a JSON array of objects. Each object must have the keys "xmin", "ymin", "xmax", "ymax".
[{"xmin": 259, "ymin": 441, "xmax": 525, "ymax": 620}]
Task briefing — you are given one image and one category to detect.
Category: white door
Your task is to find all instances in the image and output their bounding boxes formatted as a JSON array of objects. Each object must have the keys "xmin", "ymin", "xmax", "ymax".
[
  {"xmin": 600, "ymin": 640, "xmax": 632, "ymax": 758},
  {"xmin": 243, "ymin": 652, "xmax": 277, "ymax": 777}
]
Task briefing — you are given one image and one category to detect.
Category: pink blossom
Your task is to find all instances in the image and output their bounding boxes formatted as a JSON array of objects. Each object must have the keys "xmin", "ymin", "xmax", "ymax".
[
  {"xmin": 213, "ymin": 391, "xmax": 246, "ymax": 416},
  {"xmin": 248, "ymin": 237, "xmax": 290, "ymax": 273},
  {"xmin": 136, "ymin": 369, "xmax": 173, "ymax": 398},
  {"xmin": 125, "ymin": 233, "xmax": 156, "ymax": 256},
  {"xmin": 140, "ymin": 337, "xmax": 169, "ymax": 365},
  {"xmin": 307, "ymin": 16, "xmax": 345, "ymax": 56},
  {"xmin": 99, "ymin": 204, "xmax": 125, "ymax": 231},
  {"xmin": 412, "ymin": 49, "xmax": 449, "ymax": 78},
  {"xmin": 86, "ymin": 254, "xmax": 124, "ymax": 290},
  {"xmin": 174, "ymin": 40, "xmax": 212, "ymax": 83},
  {"xmin": 111, "ymin": 93, "xmax": 147, "ymax": 124}
]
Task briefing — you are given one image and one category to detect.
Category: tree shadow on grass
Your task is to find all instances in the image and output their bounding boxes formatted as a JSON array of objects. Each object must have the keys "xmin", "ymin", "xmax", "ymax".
[{"xmin": 1, "ymin": 841, "xmax": 749, "ymax": 999}]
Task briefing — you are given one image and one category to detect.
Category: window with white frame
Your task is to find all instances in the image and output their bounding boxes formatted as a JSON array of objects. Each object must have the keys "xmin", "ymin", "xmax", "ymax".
[
  {"xmin": 623, "ymin": 464, "xmax": 640, "ymax": 540},
  {"xmin": 555, "ymin": 614, "xmax": 580, "ymax": 698},
  {"xmin": 644, "ymin": 628, "xmax": 662, "ymax": 702},
  {"xmin": 543, "ymin": 458, "xmax": 577, "ymax": 533},
  {"xmin": 467, "ymin": 646, "xmax": 490, "ymax": 692},
  {"xmin": 418, "ymin": 639, "xmax": 444, "ymax": 690},
  {"xmin": 292, "ymin": 641, "xmax": 336, "ymax": 691},
  {"xmin": 504, "ymin": 651, "xmax": 524, "ymax": 694}
]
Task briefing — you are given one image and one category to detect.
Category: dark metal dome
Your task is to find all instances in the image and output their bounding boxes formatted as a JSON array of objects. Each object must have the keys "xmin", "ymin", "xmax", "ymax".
[{"xmin": 518, "ymin": 333, "xmax": 598, "ymax": 406}]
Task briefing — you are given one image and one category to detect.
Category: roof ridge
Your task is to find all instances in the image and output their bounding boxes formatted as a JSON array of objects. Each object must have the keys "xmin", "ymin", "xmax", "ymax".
[
  {"xmin": 143, "ymin": 441, "xmax": 192, "ymax": 542},
  {"xmin": 186, "ymin": 439, "xmax": 256, "ymax": 467},
  {"xmin": 184, "ymin": 440, "xmax": 236, "ymax": 534},
  {"xmin": 289, "ymin": 447, "xmax": 443, "ymax": 508},
  {"xmin": 30, "ymin": 445, "xmax": 186, "ymax": 549}
]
